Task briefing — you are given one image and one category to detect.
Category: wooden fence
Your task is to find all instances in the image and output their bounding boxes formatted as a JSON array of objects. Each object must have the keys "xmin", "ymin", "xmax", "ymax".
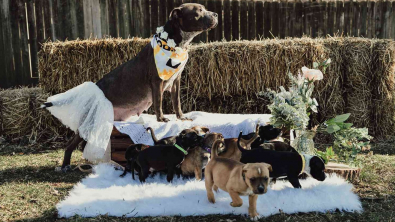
[{"xmin": 1, "ymin": 0, "xmax": 395, "ymax": 88}]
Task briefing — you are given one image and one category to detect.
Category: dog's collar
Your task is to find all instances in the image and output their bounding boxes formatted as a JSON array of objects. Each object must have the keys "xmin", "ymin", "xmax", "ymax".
[
  {"xmin": 300, "ymin": 154, "xmax": 306, "ymax": 175},
  {"xmin": 203, "ymin": 146, "xmax": 211, "ymax": 153},
  {"xmin": 174, "ymin": 144, "xmax": 188, "ymax": 155}
]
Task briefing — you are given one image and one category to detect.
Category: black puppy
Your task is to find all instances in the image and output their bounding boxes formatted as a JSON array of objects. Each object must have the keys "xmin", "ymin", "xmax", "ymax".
[
  {"xmin": 251, "ymin": 125, "xmax": 297, "ymax": 152},
  {"xmin": 135, "ymin": 131, "xmax": 203, "ymax": 183},
  {"xmin": 237, "ymin": 132, "xmax": 326, "ymax": 188},
  {"xmin": 120, "ymin": 144, "xmax": 150, "ymax": 179}
]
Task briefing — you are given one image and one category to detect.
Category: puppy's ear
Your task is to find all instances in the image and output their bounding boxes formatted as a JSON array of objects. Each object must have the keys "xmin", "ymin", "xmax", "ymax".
[
  {"xmin": 265, "ymin": 164, "xmax": 273, "ymax": 172},
  {"xmin": 201, "ymin": 127, "xmax": 210, "ymax": 133},
  {"xmin": 242, "ymin": 164, "xmax": 250, "ymax": 172},
  {"xmin": 169, "ymin": 7, "xmax": 182, "ymax": 20}
]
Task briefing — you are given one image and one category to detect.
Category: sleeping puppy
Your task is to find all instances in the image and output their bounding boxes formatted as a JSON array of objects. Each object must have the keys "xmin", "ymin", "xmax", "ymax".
[
  {"xmin": 120, "ymin": 144, "xmax": 150, "ymax": 179},
  {"xmin": 146, "ymin": 126, "xmax": 210, "ymax": 145},
  {"xmin": 252, "ymin": 125, "xmax": 297, "ymax": 152},
  {"xmin": 205, "ymin": 140, "xmax": 272, "ymax": 220},
  {"xmin": 135, "ymin": 131, "xmax": 203, "ymax": 182},
  {"xmin": 237, "ymin": 132, "xmax": 326, "ymax": 188}
]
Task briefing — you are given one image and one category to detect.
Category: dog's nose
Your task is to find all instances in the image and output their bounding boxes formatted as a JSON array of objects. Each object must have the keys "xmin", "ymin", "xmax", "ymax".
[{"xmin": 258, "ymin": 185, "xmax": 265, "ymax": 193}]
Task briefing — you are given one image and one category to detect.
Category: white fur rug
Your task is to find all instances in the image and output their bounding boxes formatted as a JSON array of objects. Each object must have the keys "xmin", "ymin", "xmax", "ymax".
[{"xmin": 57, "ymin": 164, "xmax": 362, "ymax": 218}]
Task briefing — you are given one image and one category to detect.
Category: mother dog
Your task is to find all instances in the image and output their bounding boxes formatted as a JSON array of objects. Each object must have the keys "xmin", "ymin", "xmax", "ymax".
[{"xmin": 42, "ymin": 3, "xmax": 218, "ymax": 172}]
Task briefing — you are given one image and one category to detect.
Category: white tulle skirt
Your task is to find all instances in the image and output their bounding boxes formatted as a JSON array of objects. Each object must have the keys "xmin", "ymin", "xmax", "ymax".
[{"xmin": 46, "ymin": 82, "xmax": 114, "ymax": 163}]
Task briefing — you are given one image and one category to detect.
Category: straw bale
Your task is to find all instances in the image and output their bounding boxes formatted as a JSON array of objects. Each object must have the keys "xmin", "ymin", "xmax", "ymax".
[{"xmin": 0, "ymin": 87, "xmax": 71, "ymax": 143}]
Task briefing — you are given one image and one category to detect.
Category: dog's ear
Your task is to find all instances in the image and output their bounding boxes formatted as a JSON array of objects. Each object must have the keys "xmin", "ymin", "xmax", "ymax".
[
  {"xmin": 265, "ymin": 163, "xmax": 273, "ymax": 172},
  {"xmin": 200, "ymin": 127, "xmax": 210, "ymax": 134},
  {"xmin": 242, "ymin": 164, "xmax": 250, "ymax": 173},
  {"xmin": 169, "ymin": 7, "xmax": 182, "ymax": 20}
]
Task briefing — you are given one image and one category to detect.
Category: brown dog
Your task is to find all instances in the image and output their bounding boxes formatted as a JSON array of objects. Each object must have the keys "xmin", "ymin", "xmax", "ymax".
[
  {"xmin": 180, "ymin": 132, "xmax": 223, "ymax": 180},
  {"xmin": 45, "ymin": 3, "xmax": 218, "ymax": 172},
  {"xmin": 204, "ymin": 140, "xmax": 272, "ymax": 220},
  {"xmin": 219, "ymin": 124, "xmax": 260, "ymax": 161},
  {"xmin": 146, "ymin": 126, "xmax": 210, "ymax": 145}
]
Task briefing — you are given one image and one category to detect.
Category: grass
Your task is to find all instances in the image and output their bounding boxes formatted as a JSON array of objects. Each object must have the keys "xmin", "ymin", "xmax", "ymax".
[{"xmin": 0, "ymin": 140, "xmax": 395, "ymax": 222}]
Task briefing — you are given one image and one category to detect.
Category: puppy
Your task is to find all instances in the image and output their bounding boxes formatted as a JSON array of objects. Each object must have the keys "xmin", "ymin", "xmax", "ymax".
[
  {"xmin": 120, "ymin": 144, "xmax": 150, "ymax": 179},
  {"xmin": 237, "ymin": 132, "xmax": 326, "ymax": 188},
  {"xmin": 252, "ymin": 125, "xmax": 297, "ymax": 152},
  {"xmin": 146, "ymin": 126, "xmax": 209, "ymax": 145},
  {"xmin": 218, "ymin": 124, "xmax": 260, "ymax": 161},
  {"xmin": 205, "ymin": 140, "xmax": 272, "ymax": 220},
  {"xmin": 180, "ymin": 132, "xmax": 223, "ymax": 180},
  {"xmin": 135, "ymin": 131, "xmax": 203, "ymax": 182}
]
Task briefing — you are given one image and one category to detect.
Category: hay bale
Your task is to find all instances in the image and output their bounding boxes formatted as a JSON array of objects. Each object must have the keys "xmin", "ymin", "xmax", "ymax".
[
  {"xmin": 37, "ymin": 37, "xmax": 395, "ymax": 139},
  {"xmin": 39, "ymin": 37, "xmax": 151, "ymax": 94},
  {"xmin": 0, "ymin": 87, "xmax": 71, "ymax": 143}
]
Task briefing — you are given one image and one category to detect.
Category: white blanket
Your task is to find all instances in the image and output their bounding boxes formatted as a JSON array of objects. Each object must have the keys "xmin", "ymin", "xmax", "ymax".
[
  {"xmin": 57, "ymin": 164, "xmax": 362, "ymax": 218},
  {"xmin": 114, "ymin": 111, "xmax": 272, "ymax": 145}
]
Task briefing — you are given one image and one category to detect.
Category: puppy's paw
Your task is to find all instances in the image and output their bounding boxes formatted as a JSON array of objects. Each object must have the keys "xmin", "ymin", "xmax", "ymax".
[
  {"xmin": 179, "ymin": 116, "xmax": 192, "ymax": 121},
  {"xmin": 157, "ymin": 117, "xmax": 170, "ymax": 122},
  {"xmin": 230, "ymin": 202, "xmax": 242, "ymax": 207},
  {"xmin": 207, "ymin": 196, "xmax": 215, "ymax": 204},
  {"xmin": 249, "ymin": 214, "xmax": 261, "ymax": 221}
]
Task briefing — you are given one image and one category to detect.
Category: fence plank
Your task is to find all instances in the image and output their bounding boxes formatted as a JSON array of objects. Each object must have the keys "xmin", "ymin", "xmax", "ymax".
[
  {"xmin": 344, "ymin": 1, "xmax": 351, "ymax": 36},
  {"xmin": 374, "ymin": 1, "xmax": 382, "ymax": 38},
  {"xmin": 207, "ymin": 0, "xmax": 216, "ymax": 41},
  {"xmin": 9, "ymin": 0, "xmax": 23, "ymax": 85},
  {"xmin": 311, "ymin": 2, "xmax": 319, "ymax": 37},
  {"xmin": 392, "ymin": 2, "xmax": 395, "ymax": 39},
  {"xmin": 83, "ymin": 0, "xmax": 93, "ymax": 38},
  {"xmin": 382, "ymin": 1, "xmax": 391, "ymax": 39},
  {"xmin": 35, "ymin": 0, "xmax": 45, "ymax": 45},
  {"xmin": 159, "ymin": 0, "xmax": 167, "ymax": 27},
  {"xmin": 264, "ymin": 1, "xmax": 271, "ymax": 38},
  {"xmin": 99, "ymin": 0, "xmax": 109, "ymax": 37},
  {"xmin": 197, "ymin": 0, "xmax": 207, "ymax": 42},
  {"xmin": 118, "ymin": 0, "xmax": 130, "ymax": 38},
  {"xmin": 294, "ymin": 0, "xmax": 303, "ymax": 37},
  {"xmin": 0, "ymin": 1, "xmax": 5, "ymax": 88},
  {"xmin": 232, "ymin": 0, "xmax": 239, "ymax": 40},
  {"xmin": 42, "ymin": 0, "xmax": 53, "ymax": 40},
  {"xmin": 91, "ymin": 0, "xmax": 102, "ymax": 38},
  {"xmin": 109, "ymin": 0, "xmax": 118, "ymax": 37},
  {"xmin": 367, "ymin": 1, "xmax": 373, "ymax": 37},
  {"xmin": 223, "ymin": 0, "xmax": 231, "ymax": 41},
  {"xmin": 27, "ymin": 0, "xmax": 39, "ymax": 81},
  {"xmin": 239, "ymin": 0, "xmax": 248, "ymax": 40},
  {"xmin": 303, "ymin": 1, "xmax": 311, "ymax": 36},
  {"xmin": 3, "ymin": 0, "xmax": 17, "ymax": 87},
  {"xmin": 215, "ymin": 0, "xmax": 223, "ymax": 40},
  {"xmin": 151, "ymin": 0, "xmax": 159, "ymax": 36},
  {"xmin": 271, "ymin": 1, "xmax": 279, "ymax": 37},
  {"xmin": 279, "ymin": 0, "xmax": 286, "ymax": 38},
  {"xmin": 360, "ymin": 1, "xmax": 367, "ymax": 37},
  {"xmin": 69, "ymin": 0, "xmax": 79, "ymax": 39},
  {"xmin": 255, "ymin": 0, "xmax": 264, "ymax": 39},
  {"xmin": 286, "ymin": 1, "xmax": 294, "ymax": 37},
  {"xmin": 18, "ymin": 0, "xmax": 30, "ymax": 85},
  {"xmin": 335, "ymin": 0, "xmax": 343, "ymax": 35},
  {"xmin": 327, "ymin": 1, "xmax": 335, "ymax": 36}
]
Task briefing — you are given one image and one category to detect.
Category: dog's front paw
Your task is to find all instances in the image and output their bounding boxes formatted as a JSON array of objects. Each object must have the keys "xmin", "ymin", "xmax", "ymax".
[
  {"xmin": 55, "ymin": 165, "xmax": 72, "ymax": 173},
  {"xmin": 157, "ymin": 116, "xmax": 170, "ymax": 122},
  {"xmin": 178, "ymin": 116, "xmax": 192, "ymax": 121},
  {"xmin": 230, "ymin": 202, "xmax": 242, "ymax": 207}
]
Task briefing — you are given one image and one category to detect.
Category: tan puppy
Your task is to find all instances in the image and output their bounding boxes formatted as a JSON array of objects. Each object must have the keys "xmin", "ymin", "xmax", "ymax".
[
  {"xmin": 205, "ymin": 140, "xmax": 272, "ymax": 220},
  {"xmin": 219, "ymin": 124, "xmax": 260, "ymax": 161}
]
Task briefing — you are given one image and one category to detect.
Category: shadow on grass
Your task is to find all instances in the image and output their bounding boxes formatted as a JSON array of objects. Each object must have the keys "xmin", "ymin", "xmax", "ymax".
[{"xmin": 0, "ymin": 165, "xmax": 88, "ymax": 184}]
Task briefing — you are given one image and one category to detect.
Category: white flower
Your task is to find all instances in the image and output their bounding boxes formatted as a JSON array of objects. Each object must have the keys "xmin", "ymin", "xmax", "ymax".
[
  {"xmin": 175, "ymin": 47, "xmax": 183, "ymax": 55},
  {"xmin": 160, "ymin": 31, "xmax": 168, "ymax": 39},
  {"xmin": 313, "ymin": 98, "xmax": 318, "ymax": 106},
  {"xmin": 156, "ymin": 26, "xmax": 164, "ymax": 34},
  {"xmin": 326, "ymin": 58, "xmax": 332, "ymax": 64},
  {"xmin": 301, "ymin": 66, "xmax": 323, "ymax": 81},
  {"xmin": 167, "ymin": 39, "xmax": 176, "ymax": 48}
]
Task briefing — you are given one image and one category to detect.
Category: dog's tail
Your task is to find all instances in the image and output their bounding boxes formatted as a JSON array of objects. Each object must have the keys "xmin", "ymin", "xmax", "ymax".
[
  {"xmin": 40, "ymin": 102, "xmax": 53, "ymax": 108},
  {"xmin": 237, "ymin": 131, "xmax": 247, "ymax": 153},
  {"xmin": 146, "ymin": 127, "xmax": 159, "ymax": 144},
  {"xmin": 131, "ymin": 160, "xmax": 135, "ymax": 180},
  {"xmin": 211, "ymin": 139, "xmax": 225, "ymax": 159}
]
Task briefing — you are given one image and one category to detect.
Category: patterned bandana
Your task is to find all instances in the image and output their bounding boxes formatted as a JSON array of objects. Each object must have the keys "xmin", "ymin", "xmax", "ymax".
[{"xmin": 150, "ymin": 33, "xmax": 189, "ymax": 81}]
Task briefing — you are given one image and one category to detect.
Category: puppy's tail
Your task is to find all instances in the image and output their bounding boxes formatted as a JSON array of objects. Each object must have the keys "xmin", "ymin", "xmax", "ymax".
[
  {"xmin": 237, "ymin": 131, "xmax": 247, "ymax": 153},
  {"xmin": 146, "ymin": 127, "xmax": 159, "ymax": 144},
  {"xmin": 40, "ymin": 102, "xmax": 53, "ymax": 109},
  {"xmin": 211, "ymin": 139, "xmax": 225, "ymax": 159}
]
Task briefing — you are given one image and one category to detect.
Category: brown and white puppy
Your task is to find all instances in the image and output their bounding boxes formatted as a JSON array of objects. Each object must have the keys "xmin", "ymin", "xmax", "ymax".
[
  {"xmin": 205, "ymin": 140, "xmax": 272, "ymax": 220},
  {"xmin": 218, "ymin": 124, "xmax": 260, "ymax": 161},
  {"xmin": 180, "ymin": 132, "xmax": 223, "ymax": 180},
  {"xmin": 46, "ymin": 3, "xmax": 218, "ymax": 172},
  {"xmin": 146, "ymin": 126, "xmax": 210, "ymax": 145}
]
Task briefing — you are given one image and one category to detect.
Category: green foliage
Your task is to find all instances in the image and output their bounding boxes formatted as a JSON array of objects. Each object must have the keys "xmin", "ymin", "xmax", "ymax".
[{"xmin": 316, "ymin": 146, "xmax": 336, "ymax": 164}]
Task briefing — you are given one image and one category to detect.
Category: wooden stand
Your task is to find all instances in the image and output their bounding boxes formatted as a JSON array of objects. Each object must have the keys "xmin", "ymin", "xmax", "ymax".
[
  {"xmin": 325, "ymin": 162, "xmax": 361, "ymax": 181},
  {"xmin": 110, "ymin": 127, "xmax": 133, "ymax": 167}
]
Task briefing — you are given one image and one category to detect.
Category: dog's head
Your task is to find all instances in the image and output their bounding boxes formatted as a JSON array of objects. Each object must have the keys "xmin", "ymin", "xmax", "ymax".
[
  {"xmin": 242, "ymin": 163, "xmax": 272, "ymax": 195},
  {"xmin": 259, "ymin": 125, "xmax": 282, "ymax": 141},
  {"xmin": 309, "ymin": 156, "xmax": 326, "ymax": 181},
  {"xmin": 125, "ymin": 144, "xmax": 149, "ymax": 160},
  {"xmin": 176, "ymin": 130, "xmax": 203, "ymax": 150},
  {"xmin": 201, "ymin": 132, "xmax": 224, "ymax": 152},
  {"xmin": 191, "ymin": 126, "xmax": 210, "ymax": 136},
  {"xmin": 169, "ymin": 3, "xmax": 218, "ymax": 32}
]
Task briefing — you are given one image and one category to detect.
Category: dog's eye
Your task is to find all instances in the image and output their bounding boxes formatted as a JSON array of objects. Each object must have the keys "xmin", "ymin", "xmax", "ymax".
[
  {"xmin": 250, "ymin": 177, "xmax": 255, "ymax": 181},
  {"xmin": 199, "ymin": 8, "xmax": 203, "ymax": 12}
]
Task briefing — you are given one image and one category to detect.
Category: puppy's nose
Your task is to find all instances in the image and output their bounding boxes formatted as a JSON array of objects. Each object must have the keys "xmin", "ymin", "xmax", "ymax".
[{"xmin": 258, "ymin": 185, "xmax": 265, "ymax": 193}]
